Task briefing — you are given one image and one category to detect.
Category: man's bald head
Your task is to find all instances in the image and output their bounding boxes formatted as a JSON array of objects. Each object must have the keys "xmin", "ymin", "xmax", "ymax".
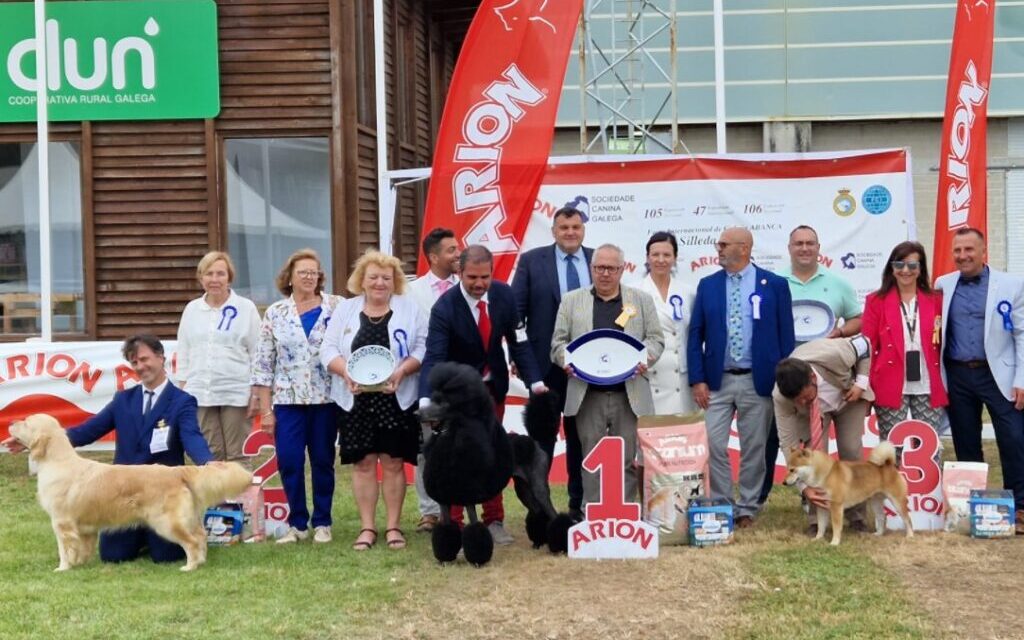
[{"xmin": 716, "ymin": 226, "xmax": 753, "ymax": 272}]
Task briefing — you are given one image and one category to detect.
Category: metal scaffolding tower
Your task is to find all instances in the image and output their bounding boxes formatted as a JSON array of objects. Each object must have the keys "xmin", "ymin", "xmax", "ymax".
[{"xmin": 577, "ymin": 0, "xmax": 683, "ymax": 155}]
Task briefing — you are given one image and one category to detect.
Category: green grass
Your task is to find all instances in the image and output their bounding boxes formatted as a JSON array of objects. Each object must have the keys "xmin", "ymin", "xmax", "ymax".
[
  {"xmin": 0, "ymin": 452, "xmax": 450, "ymax": 640},
  {"xmin": 0, "ymin": 440, "xmax": 1007, "ymax": 638},
  {"xmin": 736, "ymin": 545, "xmax": 935, "ymax": 640}
]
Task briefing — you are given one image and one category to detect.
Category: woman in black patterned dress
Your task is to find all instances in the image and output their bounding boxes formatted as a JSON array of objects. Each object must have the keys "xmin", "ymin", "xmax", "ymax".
[{"xmin": 322, "ymin": 250, "xmax": 427, "ymax": 550}]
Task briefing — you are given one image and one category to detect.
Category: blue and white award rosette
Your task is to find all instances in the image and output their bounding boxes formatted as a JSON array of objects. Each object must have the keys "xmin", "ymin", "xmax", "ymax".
[
  {"xmin": 565, "ymin": 328, "xmax": 648, "ymax": 385},
  {"xmin": 791, "ymin": 299, "xmax": 836, "ymax": 342},
  {"xmin": 347, "ymin": 345, "xmax": 396, "ymax": 390}
]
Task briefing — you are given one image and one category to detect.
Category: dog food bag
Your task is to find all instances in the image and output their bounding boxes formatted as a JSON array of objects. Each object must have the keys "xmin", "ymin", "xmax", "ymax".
[
  {"xmin": 687, "ymin": 497, "xmax": 734, "ymax": 547},
  {"xmin": 942, "ymin": 461, "xmax": 988, "ymax": 534},
  {"xmin": 205, "ymin": 503, "xmax": 245, "ymax": 546},
  {"xmin": 637, "ymin": 418, "xmax": 710, "ymax": 546},
  {"xmin": 237, "ymin": 483, "xmax": 266, "ymax": 543},
  {"xmin": 969, "ymin": 489, "xmax": 1015, "ymax": 538}
]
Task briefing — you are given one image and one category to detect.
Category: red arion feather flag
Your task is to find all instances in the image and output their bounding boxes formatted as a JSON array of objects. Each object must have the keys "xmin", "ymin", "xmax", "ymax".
[
  {"xmin": 934, "ymin": 0, "xmax": 996, "ymax": 277},
  {"xmin": 418, "ymin": 0, "xmax": 585, "ymax": 279}
]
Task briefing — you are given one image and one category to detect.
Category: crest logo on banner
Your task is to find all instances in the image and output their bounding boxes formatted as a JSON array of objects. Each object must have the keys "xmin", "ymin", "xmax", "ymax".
[{"xmin": 418, "ymin": 0, "xmax": 585, "ymax": 280}]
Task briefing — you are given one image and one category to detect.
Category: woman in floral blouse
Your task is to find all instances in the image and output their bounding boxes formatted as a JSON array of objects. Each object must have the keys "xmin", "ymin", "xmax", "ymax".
[{"xmin": 252, "ymin": 249, "xmax": 341, "ymax": 545}]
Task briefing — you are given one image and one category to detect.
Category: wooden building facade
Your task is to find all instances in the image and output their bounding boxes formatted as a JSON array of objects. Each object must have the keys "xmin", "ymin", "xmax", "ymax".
[{"xmin": 0, "ymin": 0, "xmax": 479, "ymax": 340}]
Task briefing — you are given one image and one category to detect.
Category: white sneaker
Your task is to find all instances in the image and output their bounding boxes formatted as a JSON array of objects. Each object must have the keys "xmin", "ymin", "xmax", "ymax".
[
  {"xmin": 487, "ymin": 521, "xmax": 514, "ymax": 545},
  {"xmin": 276, "ymin": 527, "xmax": 309, "ymax": 544},
  {"xmin": 313, "ymin": 526, "xmax": 332, "ymax": 543}
]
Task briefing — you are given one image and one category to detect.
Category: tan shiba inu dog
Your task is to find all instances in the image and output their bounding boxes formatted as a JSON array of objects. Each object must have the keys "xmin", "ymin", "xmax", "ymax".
[{"xmin": 784, "ymin": 441, "xmax": 914, "ymax": 546}]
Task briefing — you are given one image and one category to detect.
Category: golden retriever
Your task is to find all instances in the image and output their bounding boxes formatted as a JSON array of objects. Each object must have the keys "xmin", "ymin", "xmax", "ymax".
[{"xmin": 8, "ymin": 413, "xmax": 252, "ymax": 572}]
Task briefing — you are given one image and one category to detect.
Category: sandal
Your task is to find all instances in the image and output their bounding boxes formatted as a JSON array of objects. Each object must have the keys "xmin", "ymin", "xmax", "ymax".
[
  {"xmin": 352, "ymin": 528, "xmax": 377, "ymax": 551},
  {"xmin": 385, "ymin": 527, "xmax": 407, "ymax": 550}
]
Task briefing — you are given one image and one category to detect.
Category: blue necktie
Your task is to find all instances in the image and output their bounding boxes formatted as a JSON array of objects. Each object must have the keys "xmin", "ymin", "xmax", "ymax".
[
  {"xmin": 727, "ymin": 274, "xmax": 744, "ymax": 362},
  {"xmin": 143, "ymin": 390, "xmax": 154, "ymax": 420},
  {"xmin": 565, "ymin": 255, "xmax": 581, "ymax": 292}
]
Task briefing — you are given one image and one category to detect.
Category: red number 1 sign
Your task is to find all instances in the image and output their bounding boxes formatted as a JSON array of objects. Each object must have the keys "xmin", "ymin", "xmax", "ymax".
[{"xmin": 570, "ymin": 436, "xmax": 658, "ymax": 559}]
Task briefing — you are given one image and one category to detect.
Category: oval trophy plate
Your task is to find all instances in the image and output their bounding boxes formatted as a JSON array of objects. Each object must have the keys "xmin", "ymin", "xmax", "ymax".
[
  {"xmin": 792, "ymin": 299, "xmax": 837, "ymax": 342},
  {"xmin": 347, "ymin": 345, "xmax": 396, "ymax": 387},
  {"xmin": 566, "ymin": 328, "xmax": 647, "ymax": 385}
]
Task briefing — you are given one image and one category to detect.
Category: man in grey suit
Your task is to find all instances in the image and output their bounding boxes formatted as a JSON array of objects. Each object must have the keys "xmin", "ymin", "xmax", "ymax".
[
  {"xmin": 551, "ymin": 244, "xmax": 664, "ymax": 506},
  {"xmin": 773, "ymin": 336, "xmax": 872, "ymax": 535},
  {"xmin": 936, "ymin": 227, "xmax": 1024, "ymax": 533}
]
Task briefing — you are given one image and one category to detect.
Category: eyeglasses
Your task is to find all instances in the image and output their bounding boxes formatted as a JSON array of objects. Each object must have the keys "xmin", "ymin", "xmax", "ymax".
[
  {"xmin": 715, "ymin": 241, "xmax": 748, "ymax": 251},
  {"xmin": 592, "ymin": 265, "xmax": 622, "ymax": 275},
  {"xmin": 891, "ymin": 261, "xmax": 921, "ymax": 272},
  {"xmin": 295, "ymin": 270, "xmax": 322, "ymax": 279}
]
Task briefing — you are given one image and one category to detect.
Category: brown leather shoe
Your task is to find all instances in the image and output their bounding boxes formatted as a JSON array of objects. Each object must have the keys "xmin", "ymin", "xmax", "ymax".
[
  {"xmin": 416, "ymin": 514, "xmax": 439, "ymax": 533},
  {"xmin": 1015, "ymin": 510, "xmax": 1024, "ymax": 535},
  {"xmin": 735, "ymin": 515, "xmax": 755, "ymax": 529}
]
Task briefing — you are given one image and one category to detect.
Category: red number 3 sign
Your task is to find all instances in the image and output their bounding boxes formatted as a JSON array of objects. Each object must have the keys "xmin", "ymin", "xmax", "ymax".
[{"xmin": 885, "ymin": 419, "xmax": 944, "ymax": 529}]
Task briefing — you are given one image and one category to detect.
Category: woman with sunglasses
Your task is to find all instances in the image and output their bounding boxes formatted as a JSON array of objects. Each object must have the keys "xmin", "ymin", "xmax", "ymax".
[{"xmin": 861, "ymin": 241, "xmax": 948, "ymax": 439}]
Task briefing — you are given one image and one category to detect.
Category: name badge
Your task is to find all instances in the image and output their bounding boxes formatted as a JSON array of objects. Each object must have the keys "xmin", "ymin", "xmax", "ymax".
[
  {"xmin": 749, "ymin": 293, "xmax": 762, "ymax": 320},
  {"xmin": 516, "ymin": 326, "xmax": 528, "ymax": 343},
  {"xmin": 150, "ymin": 421, "xmax": 170, "ymax": 454}
]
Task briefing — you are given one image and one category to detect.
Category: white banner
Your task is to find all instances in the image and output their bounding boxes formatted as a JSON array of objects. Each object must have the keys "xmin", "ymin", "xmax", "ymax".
[{"xmin": 521, "ymin": 148, "xmax": 913, "ymax": 301}]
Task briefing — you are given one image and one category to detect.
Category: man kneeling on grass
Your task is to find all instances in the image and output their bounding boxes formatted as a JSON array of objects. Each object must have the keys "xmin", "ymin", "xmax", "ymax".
[
  {"xmin": 773, "ymin": 336, "xmax": 874, "ymax": 536},
  {"xmin": 4, "ymin": 334, "xmax": 214, "ymax": 565}
]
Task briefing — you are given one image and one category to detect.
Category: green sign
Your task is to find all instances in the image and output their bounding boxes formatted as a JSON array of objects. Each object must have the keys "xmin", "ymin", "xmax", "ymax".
[{"xmin": 0, "ymin": 0, "xmax": 220, "ymax": 122}]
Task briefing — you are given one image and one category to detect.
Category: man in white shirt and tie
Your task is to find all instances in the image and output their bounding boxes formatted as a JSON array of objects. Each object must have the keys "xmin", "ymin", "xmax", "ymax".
[{"xmin": 407, "ymin": 228, "xmax": 460, "ymax": 533}]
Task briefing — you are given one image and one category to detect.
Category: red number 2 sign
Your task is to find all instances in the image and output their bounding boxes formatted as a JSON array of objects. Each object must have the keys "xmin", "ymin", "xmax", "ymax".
[
  {"xmin": 242, "ymin": 430, "xmax": 291, "ymax": 525},
  {"xmin": 582, "ymin": 436, "xmax": 640, "ymax": 522}
]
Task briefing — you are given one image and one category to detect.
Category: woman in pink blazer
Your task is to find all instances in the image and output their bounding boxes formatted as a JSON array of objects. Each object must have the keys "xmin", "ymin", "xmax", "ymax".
[{"xmin": 861, "ymin": 241, "xmax": 948, "ymax": 439}]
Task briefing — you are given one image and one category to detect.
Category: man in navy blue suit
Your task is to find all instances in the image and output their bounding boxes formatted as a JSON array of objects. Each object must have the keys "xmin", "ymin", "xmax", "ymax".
[
  {"xmin": 688, "ymin": 227, "xmax": 794, "ymax": 528},
  {"xmin": 511, "ymin": 205, "xmax": 593, "ymax": 519},
  {"xmin": 63, "ymin": 335, "xmax": 214, "ymax": 564},
  {"xmin": 420, "ymin": 245, "xmax": 546, "ymax": 544}
]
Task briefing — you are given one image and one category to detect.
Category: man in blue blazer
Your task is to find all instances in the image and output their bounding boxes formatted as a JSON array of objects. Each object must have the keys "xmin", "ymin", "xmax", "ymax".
[
  {"xmin": 511, "ymin": 205, "xmax": 593, "ymax": 517},
  {"xmin": 688, "ymin": 227, "xmax": 794, "ymax": 528},
  {"xmin": 420, "ymin": 245, "xmax": 545, "ymax": 544},
  {"xmin": 68, "ymin": 335, "xmax": 214, "ymax": 564}
]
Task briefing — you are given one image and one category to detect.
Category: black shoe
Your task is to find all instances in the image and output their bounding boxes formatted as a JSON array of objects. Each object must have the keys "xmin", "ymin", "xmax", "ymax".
[
  {"xmin": 848, "ymin": 520, "xmax": 872, "ymax": 534},
  {"xmin": 569, "ymin": 508, "xmax": 584, "ymax": 522}
]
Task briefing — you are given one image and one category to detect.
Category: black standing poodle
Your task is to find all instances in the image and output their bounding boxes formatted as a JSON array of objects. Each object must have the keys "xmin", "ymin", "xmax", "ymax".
[
  {"xmin": 421, "ymin": 362, "xmax": 514, "ymax": 566},
  {"xmin": 421, "ymin": 363, "xmax": 572, "ymax": 565}
]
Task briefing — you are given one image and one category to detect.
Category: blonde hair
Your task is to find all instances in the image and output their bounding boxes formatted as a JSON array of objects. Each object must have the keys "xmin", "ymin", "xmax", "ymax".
[
  {"xmin": 196, "ymin": 251, "xmax": 236, "ymax": 284},
  {"xmin": 276, "ymin": 248, "xmax": 325, "ymax": 296},
  {"xmin": 347, "ymin": 249, "xmax": 407, "ymax": 296}
]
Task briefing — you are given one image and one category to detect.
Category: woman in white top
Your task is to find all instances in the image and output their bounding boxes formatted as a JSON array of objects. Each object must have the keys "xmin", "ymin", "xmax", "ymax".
[
  {"xmin": 177, "ymin": 251, "xmax": 260, "ymax": 463},
  {"xmin": 635, "ymin": 231, "xmax": 698, "ymax": 416},
  {"xmin": 322, "ymin": 250, "xmax": 428, "ymax": 552}
]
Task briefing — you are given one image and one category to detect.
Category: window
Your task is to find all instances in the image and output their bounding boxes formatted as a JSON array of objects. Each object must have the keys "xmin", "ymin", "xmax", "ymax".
[
  {"xmin": 0, "ymin": 142, "xmax": 84, "ymax": 336},
  {"xmin": 225, "ymin": 138, "xmax": 332, "ymax": 308}
]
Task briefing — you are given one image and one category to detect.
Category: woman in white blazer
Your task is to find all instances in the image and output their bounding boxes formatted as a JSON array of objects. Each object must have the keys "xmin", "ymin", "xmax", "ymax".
[
  {"xmin": 636, "ymin": 231, "xmax": 698, "ymax": 415},
  {"xmin": 321, "ymin": 250, "xmax": 427, "ymax": 551}
]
